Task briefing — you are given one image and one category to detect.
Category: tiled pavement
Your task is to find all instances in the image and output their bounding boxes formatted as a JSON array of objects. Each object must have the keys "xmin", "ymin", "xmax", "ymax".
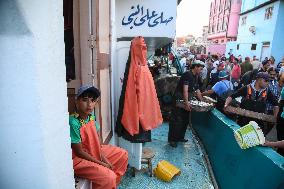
[{"xmin": 119, "ymin": 123, "xmax": 214, "ymax": 189}]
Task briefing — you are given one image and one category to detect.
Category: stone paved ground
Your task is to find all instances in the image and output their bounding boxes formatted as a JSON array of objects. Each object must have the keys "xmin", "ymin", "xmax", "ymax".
[{"xmin": 119, "ymin": 123, "xmax": 214, "ymax": 189}]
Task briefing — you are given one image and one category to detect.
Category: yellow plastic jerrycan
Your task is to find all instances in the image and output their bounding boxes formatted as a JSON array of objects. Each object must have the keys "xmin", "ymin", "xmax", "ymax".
[{"xmin": 153, "ymin": 160, "xmax": 181, "ymax": 182}]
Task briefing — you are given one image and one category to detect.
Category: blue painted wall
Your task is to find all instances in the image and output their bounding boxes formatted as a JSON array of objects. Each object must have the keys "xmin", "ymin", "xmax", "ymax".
[
  {"xmin": 226, "ymin": 1, "xmax": 284, "ymax": 62},
  {"xmin": 226, "ymin": 41, "xmax": 237, "ymax": 56},
  {"xmin": 271, "ymin": 1, "xmax": 284, "ymax": 64},
  {"xmin": 192, "ymin": 110, "xmax": 284, "ymax": 189},
  {"xmin": 242, "ymin": 0, "xmax": 269, "ymax": 12}
]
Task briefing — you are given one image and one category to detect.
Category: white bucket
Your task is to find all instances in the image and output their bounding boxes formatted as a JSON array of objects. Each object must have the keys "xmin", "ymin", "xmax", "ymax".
[{"xmin": 234, "ymin": 121, "xmax": 265, "ymax": 149}]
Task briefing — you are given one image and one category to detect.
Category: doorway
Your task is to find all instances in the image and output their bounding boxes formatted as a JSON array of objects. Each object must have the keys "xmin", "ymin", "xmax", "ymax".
[
  {"xmin": 63, "ymin": 0, "xmax": 113, "ymax": 143},
  {"xmin": 260, "ymin": 42, "xmax": 270, "ymax": 61}
]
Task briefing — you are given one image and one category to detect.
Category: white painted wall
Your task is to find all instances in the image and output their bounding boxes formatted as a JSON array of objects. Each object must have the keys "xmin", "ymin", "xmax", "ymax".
[{"xmin": 0, "ymin": 1, "xmax": 74, "ymax": 188}]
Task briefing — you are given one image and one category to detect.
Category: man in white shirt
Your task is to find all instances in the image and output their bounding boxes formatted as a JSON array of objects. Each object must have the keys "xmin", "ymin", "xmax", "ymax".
[
  {"xmin": 180, "ymin": 55, "xmax": 187, "ymax": 73},
  {"xmin": 251, "ymin": 56, "xmax": 261, "ymax": 70},
  {"xmin": 279, "ymin": 58, "xmax": 284, "ymax": 75}
]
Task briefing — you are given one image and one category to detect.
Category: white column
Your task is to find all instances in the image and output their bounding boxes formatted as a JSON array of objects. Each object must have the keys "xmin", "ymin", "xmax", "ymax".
[{"xmin": 0, "ymin": 1, "xmax": 74, "ymax": 189}]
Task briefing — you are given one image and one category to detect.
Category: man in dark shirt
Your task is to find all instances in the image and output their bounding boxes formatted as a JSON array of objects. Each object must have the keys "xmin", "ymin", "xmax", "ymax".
[
  {"xmin": 240, "ymin": 69, "xmax": 259, "ymax": 87},
  {"xmin": 168, "ymin": 60, "xmax": 204, "ymax": 147},
  {"xmin": 259, "ymin": 60, "xmax": 270, "ymax": 72},
  {"xmin": 240, "ymin": 57, "xmax": 253, "ymax": 76},
  {"xmin": 225, "ymin": 72, "xmax": 279, "ymax": 133}
]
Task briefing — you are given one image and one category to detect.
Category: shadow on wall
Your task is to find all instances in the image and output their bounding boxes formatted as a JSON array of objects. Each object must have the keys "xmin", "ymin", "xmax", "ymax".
[
  {"xmin": 0, "ymin": 0, "xmax": 31, "ymax": 35},
  {"xmin": 191, "ymin": 109, "xmax": 284, "ymax": 189}
]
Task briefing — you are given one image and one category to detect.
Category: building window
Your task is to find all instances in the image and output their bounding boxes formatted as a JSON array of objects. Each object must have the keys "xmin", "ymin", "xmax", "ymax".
[
  {"xmin": 219, "ymin": 0, "xmax": 223, "ymax": 12},
  {"xmin": 251, "ymin": 44, "xmax": 257, "ymax": 50},
  {"xmin": 214, "ymin": 0, "xmax": 216, "ymax": 14},
  {"xmin": 237, "ymin": 44, "xmax": 239, "ymax": 50},
  {"xmin": 241, "ymin": 16, "xmax": 247, "ymax": 25},
  {"xmin": 263, "ymin": 41, "xmax": 270, "ymax": 46},
  {"xmin": 265, "ymin": 7, "xmax": 273, "ymax": 20},
  {"xmin": 222, "ymin": 19, "xmax": 227, "ymax": 31},
  {"xmin": 225, "ymin": 0, "xmax": 230, "ymax": 9},
  {"xmin": 222, "ymin": 19, "xmax": 228, "ymax": 31},
  {"xmin": 217, "ymin": 22, "xmax": 219, "ymax": 32}
]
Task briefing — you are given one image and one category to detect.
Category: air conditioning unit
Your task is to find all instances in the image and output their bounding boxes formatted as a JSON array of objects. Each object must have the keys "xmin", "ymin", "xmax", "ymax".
[{"xmin": 249, "ymin": 26, "xmax": 256, "ymax": 35}]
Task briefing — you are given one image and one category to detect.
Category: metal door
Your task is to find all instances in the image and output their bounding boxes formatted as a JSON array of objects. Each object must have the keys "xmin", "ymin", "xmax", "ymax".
[{"xmin": 260, "ymin": 43, "xmax": 270, "ymax": 61}]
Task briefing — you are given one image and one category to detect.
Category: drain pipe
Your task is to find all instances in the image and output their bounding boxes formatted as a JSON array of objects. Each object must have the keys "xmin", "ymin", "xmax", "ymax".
[
  {"xmin": 191, "ymin": 127, "xmax": 219, "ymax": 189},
  {"xmin": 110, "ymin": 0, "xmax": 117, "ymax": 145}
]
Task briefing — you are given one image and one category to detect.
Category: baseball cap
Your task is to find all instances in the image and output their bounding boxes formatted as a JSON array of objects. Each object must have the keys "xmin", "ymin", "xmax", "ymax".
[
  {"xmin": 218, "ymin": 61, "xmax": 225, "ymax": 67},
  {"xmin": 218, "ymin": 70, "xmax": 229, "ymax": 79},
  {"xmin": 188, "ymin": 54, "xmax": 195, "ymax": 60},
  {"xmin": 256, "ymin": 72, "xmax": 269, "ymax": 81},
  {"xmin": 191, "ymin": 60, "xmax": 205, "ymax": 67},
  {"xmin": 76, "ymin": 85, "xmax": 101, "ymax": 99},
  {"xmin": 213, "ymin": 60, "xmax": 219, "ymax": 68}
]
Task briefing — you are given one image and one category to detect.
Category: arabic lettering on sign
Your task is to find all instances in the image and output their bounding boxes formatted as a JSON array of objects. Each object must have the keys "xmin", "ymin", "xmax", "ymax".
[{"xmin": 122, "ymin": 5, "xmax": 174, "ymax": 29}]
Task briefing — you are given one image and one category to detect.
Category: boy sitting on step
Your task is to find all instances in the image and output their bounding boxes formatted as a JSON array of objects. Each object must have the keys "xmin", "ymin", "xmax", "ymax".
[{"xmin": 70, "ymin": 85, "xmax": 128, "ymax": 189}]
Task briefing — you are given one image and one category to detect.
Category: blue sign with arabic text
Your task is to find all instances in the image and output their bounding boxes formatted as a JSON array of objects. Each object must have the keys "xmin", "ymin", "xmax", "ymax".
[{"xmin": 122, "ymin": 5, "xmax": 174, "ymax": 29}]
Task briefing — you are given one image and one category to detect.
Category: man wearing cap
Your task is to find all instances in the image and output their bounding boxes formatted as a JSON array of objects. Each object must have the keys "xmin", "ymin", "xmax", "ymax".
[
  {"xmin": 225, "ymin": 72, "xmax": 279, "ymax": 133},
  {"xmin": 168, "ymin": 60, "xmax": 204, "ymax": 147},
  {"xmin": 202, "ymin": 70, "xmax": 233, "ymax": 111},
  {"xmin": 264, "ymin": 83, "xmax": 284, "ymax": 156},
  {"xmin": 208, "ymin": 61, "xmax": 225, "ymax": 88},
  {"xmin": 69, "ymin": 85, "xmax": 128, "ymax": 189}
]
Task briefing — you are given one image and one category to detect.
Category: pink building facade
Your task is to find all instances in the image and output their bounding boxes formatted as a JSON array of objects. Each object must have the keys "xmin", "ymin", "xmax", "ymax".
[{"xmin": 207, "ymin": 0, "xmax": 242, "ymax": 55}]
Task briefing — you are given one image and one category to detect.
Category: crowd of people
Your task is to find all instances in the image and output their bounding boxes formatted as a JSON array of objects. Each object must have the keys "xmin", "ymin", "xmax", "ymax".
[{"xmin": 168, "ymin": 53, "xmax": 284, "ymax": 156}]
